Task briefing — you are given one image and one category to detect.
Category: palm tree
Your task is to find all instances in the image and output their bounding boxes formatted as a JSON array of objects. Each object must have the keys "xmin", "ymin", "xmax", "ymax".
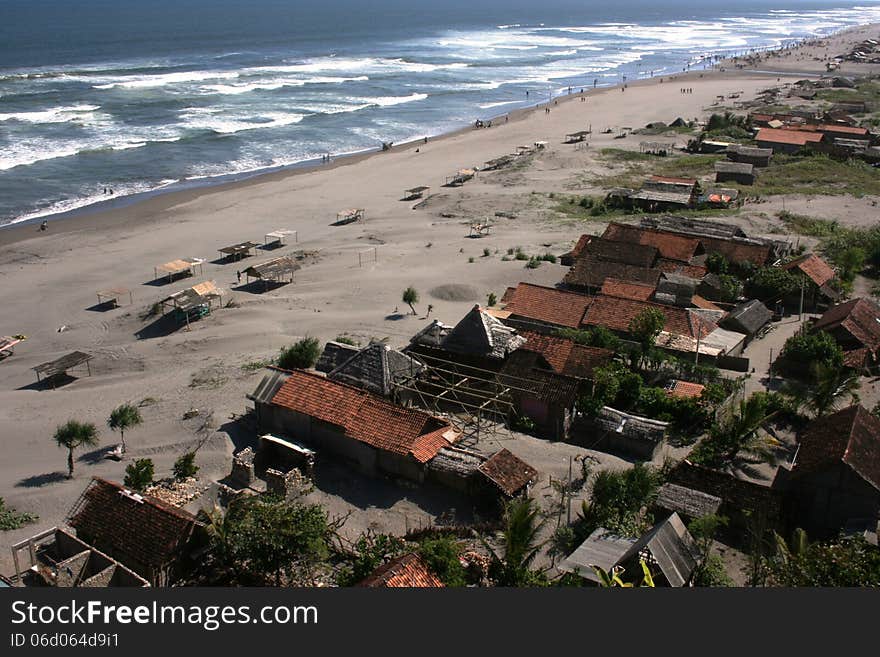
[
  {"xmin": 54, "ymin": 420, "xmax": 99, "ymax": 478},
  {"xmin": 480, "ymin": 497, "xmax": 547, "ymax": 586},
  {"xmin": 402, "ymin": 286, "xmax": 419, "ymax": 315},
  {"xmin": 692, "ymin": 395, "xmax": 779, "ymax": 471},
  {"xmin": 800, "ymin": 363, "xmax": 860, "ymax": 418},
  {"xmin": 108, "ymin": 403, "xmax": 143, "ymax": 453}
]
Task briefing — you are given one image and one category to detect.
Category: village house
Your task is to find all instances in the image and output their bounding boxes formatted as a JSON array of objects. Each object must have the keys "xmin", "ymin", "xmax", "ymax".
[
  {"xmin": 358, "ymin": 553, "xmax": 444, "ymax": 588},
  {"xmin": 590, "ymin": 406, "xmax": 669, "ymax": 460},
  {"xmin": 783, "ymin": 405, "xmax": 880, "ymax": 539},
  {"xmin": 63, "ymin": 477, "xmax": 200, "ymax": 586},
  {"xmin": 251, "ymin": 368, "xmax": 460, "ymax": 482},
  {"xmin": 514, "ymin": 329, "xmax": 614, "ymax": 379},
  {"xmin": 501, "ymin": 282, "xmax": 595, "ymax": 330},
  {"xmin": 426, "ymin": 445, "xmax": 537, "ymax": 505},
  {"xmin": 719, "ymin": 299, "xmax": 773, "ymax": 344},
  {"xmin": 562, "ymin": 256, "xmax": 662, "ymax": 294},
  {"xmin": 726, "ymin": 144, "xmax": 773, "ymax": 167},
  {"xmin": 755, "ymin": 127, "xmax": 824, "ymax": 155},
  {"xmin": 606, "ymin": 175, "xmax": 699, "ymax": 213},
  {"xmin": 558, "ymin": 513, "xmax": 702, "ymax": 587},
  {"xmin": 810, "ymin": 297, "xmax": 880, "ymax": 372},
  {"xmin": 600, "ymin": 277, "xmax": 657, "ymax": 302},
  {"xmin": 406, "ymin": 304, "xmax": 583, "ymax": 440},
  {"xmin": 714, "ymin": 161, "xmax": 755, "ymax": 185},
  {"xmin": 497, "ymin": 351, "xmax": 580, "ymax": 439},
  {"xmin": 11, "ymin": 527, "xmax": 150, "ymax": 587},
  {"xmin": 653, "ymin": 483, "xmax": 722, "ymax": 523},
  {"xmin": 780, "ymin": 252, "xmax": 841, "ymax": 310},
  {"xmin": 580, "ymin": 294, "xmax": 724, "ymax": 358},
  {"xmin": 602, "ymin": 222, "xmax": 704, "ymax": 264},
  {"xmin": 560, "ymin": 234, "xmax": 592, "ymax": 266},
  {"xmin": 323, "ymin": 341, "xmax": 425, "ymax": 398}
]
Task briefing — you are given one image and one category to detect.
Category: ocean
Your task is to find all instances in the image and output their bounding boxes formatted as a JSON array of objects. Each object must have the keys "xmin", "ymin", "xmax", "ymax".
[{"xmin": 1, "ymin": 0, "xmax": 878, "ymax": 227}]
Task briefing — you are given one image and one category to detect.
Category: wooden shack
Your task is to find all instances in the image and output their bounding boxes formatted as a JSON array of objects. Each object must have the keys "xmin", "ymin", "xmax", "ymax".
[{"xmin": 714, "ymin": 161, "xmax": 755, "ymax": 185}]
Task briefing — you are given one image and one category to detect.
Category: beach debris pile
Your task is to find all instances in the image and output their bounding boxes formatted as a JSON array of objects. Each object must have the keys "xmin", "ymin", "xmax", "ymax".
[{"xmin": 145, "ymin": 476, "xmax": 208, "ymax": 508}]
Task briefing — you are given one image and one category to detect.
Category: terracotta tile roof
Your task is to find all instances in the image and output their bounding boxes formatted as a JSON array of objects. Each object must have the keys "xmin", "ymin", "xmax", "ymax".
[
  {"xmin": 667, "ymin": 380, "xmax": 705, "ymax": 399},
  {"xmin": 793, "ymin": 405, "xmax": 880, "ymax": 491},
  {"xmin": 818, "ymin": 123, "xmax": 869, "ymax": 136},
  {"xmin": 843, "ymin": 347, "xmax": 870, "ymax": 369},
  {"xmin": 563, "ymin": 256, "xmax": 662, "ymax": 291},
  {"xmin": 358, "ymin": 553, "xmax": 444, "ymax": 588},
  {"xmin": 756, "ymin": 127, "xmax": 825, "ymax": 146},
  {"xmin": 581, "ymin": 295, "xmax": 713, "ymax": 339},
  {"xmin": 691, "ymin": 295, "xmax": 722, "ymax": 311},
  {"xmin": 697, "ymin": 235, "xmax": 771, "ymax": 267},
  {"xmin": 812, "ymin": 297, "xmax": 880, "ymax": 354},
  {"xmin": 517, "ymin": 330, "xmax": 614, "ymax": 378},
  {"xmin": 782, "ymin": 253, "xmax": 836, "ymax": 287},
  {"xmin": 502, "ymin": 282, "xmax": 593, "ymax": 329},
  {"xmin": 271, "ymin": 370, "xmax": 454, "ymax": 463},
  {"xmin": 585, "ymin": 237, "xmax": 659, "ymax": 268},
  {"xmin": 603, "ymin": 223, "xmax": 702, "ymax": 263},
  {"xmin": 567, "ymin": 234, "xmax": 592, "ymax": 260},
  {"xmin": 478, "ymin": 448, "xmax": 538, "ymax": 496},
  {"xmin": 601, "ymin": 278, "xmax": 656, "ymax": 301},
  {"xmin": 67, "ymin": 478, "xmax": 198, "ymax": 571},
  {"xmin": 656, "ymin": 259, "xmax": 708, "ymax": 279}
]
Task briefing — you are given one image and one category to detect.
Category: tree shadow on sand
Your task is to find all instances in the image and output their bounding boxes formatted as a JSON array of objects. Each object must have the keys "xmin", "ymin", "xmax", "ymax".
[
  {"xmin": 78, "ymin": 445, "xmax": 119, "ymax": 465},
  {"xmin": 17, "ymin": 472, "xmax": 67, "ymax": 488}
]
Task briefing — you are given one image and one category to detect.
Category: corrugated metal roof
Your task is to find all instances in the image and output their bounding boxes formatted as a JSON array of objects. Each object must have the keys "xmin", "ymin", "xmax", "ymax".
[{"xmin": 247, "ymin": 368, "xmax": 291, "ymax": 404}]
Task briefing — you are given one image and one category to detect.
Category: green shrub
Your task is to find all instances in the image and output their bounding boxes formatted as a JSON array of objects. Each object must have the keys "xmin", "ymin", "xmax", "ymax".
[
  {"xmin": 525, "ymin": 256, "xmax": 541, "ymax": 269},
  {"xmin": 778, "ymin": 329, "xmax": 843, "ymax": 377},
  {"xmin": 539, "ymin": 253, "xmax": 557, "ymax": 263},
  {"xmin": 487, "ymin": 292, "xmax": 498, "ymax": 306},
  {"xmin": 747, "ymin": 267, "xmax": 800, "ymax": 300},
  {"xmin": 417, "ymin": 536, "xmax": 468, "ymax": 587},
  {"xmin": 124, "ymin": 458, "xmax": 154, "ymax": 491},
  {"xmin": 0, "ymin": 498, "xmax": 37, "ymax": 531},
  {"xmin": 173, "ymin": 452, "xmax": 199, "ymax": 480},
  {"xmin": 577, "ymin": 464, "xmax": 661, "ymax": 539},
  {"xmin": 482, "ymin": 248, "xmax": 491, "ymax": 257},
  {"xmin": 277, "ymin": 337, "xmax": 321, "ymax": 370},
  {"xmin": 555, "ymin": 327, "xmax": 621, "ymax": 350}
]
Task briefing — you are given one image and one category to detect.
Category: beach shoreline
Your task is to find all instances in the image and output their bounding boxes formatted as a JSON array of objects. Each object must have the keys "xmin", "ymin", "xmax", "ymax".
[{"xmin": 3, "ymin": 21, "xmax": 875, "ymax": 245}]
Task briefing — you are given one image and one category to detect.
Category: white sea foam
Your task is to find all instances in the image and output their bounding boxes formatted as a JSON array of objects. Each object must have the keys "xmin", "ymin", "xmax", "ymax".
[
  {"xmin": 179, "ymin": 111, "xmax": 307, "ymax": 134},
  {"xmin": 365, "ymin": 93, "xmax": 428, "ymax": 107},
  {"xmin": 478, "ymin": 100, "xmax": 520, "ymax": 109},
  {"xmin": 8, "ymin": 180, "xmax": 158, "ymax": 225},
  {"xmin": 0, "ymin": 104, "xmax": 101, "ymax": 124},
  {"xmin": 93, "ymin": 70, "xmax": 239, "ymax": 90},
  {"xmin": 200, "ymin": 75, "xmax": 368, "ymax": 95},
  {"xmin": 245, "ymin": 58, "xmax": 467, "ymax": 76}
]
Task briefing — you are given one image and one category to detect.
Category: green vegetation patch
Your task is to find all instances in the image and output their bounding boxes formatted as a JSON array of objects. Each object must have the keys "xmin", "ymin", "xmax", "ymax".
[{"xmin": 749, "ymin": 154, "xmax": 880, "ymax": 197}]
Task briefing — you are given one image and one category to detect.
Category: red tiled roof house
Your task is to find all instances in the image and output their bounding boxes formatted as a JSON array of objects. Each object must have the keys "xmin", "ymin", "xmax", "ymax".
[
  {"xmin": 786, "ymin": 405, "xmax": 880, "ymax": 538},
  {"xmin": 811, "ymin": 297, "xmax": 880, "ymax": 372},
  {"xmin": 257, "ymin": 369, "xmax": 459, "ymax": 483},
  {"xmin": 358, "ymin": 553, "xmax": 444, "ymax": 588},
  {"xmin": 66, "ymin": 477, "xmax": 200, "ymax": 586}
]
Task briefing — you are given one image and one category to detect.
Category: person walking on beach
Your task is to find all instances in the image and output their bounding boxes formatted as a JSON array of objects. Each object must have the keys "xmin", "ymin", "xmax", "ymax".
[
  {"xmin": 40, "ymin": 220, "xmax": 48, "ymax": 232},
  {"xmin": 236, "ymin": 270, "xmax": 241, "ymax": 283}
]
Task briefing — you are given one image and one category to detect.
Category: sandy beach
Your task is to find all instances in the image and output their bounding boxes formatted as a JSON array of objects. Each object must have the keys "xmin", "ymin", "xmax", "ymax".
[{"xmin": 1, "ymin": 23, "xmax": 878, "ymax": 576}]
